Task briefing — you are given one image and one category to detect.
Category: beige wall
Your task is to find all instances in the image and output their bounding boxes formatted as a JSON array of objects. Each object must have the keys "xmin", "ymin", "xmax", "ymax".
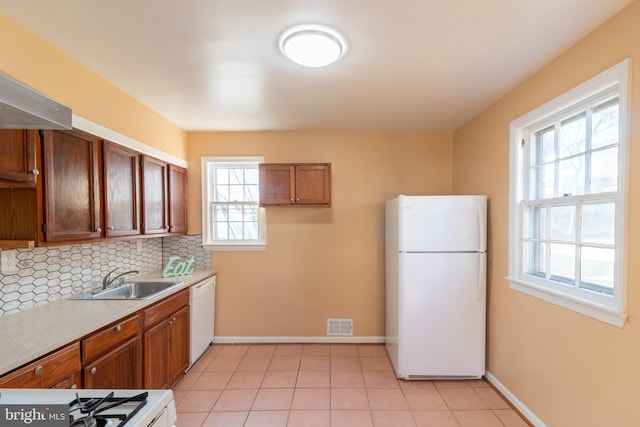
[
  {"xmin": 0, "ymin": 13, "xmax": 186, "ymax": 159},
  {"xmin": 452, "ymin": 1, "xmax": 640, "ymax": 425},
  {"xmin": 188, "ymin": 131, "xmax": 452, "ymax": 337}
]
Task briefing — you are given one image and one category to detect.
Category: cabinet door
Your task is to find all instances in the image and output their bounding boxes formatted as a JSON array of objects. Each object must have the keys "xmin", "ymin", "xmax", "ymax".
[
  {"xmin": 259, "ymin": 164, "xmax": 295, "ymax": 206},
  {"xmin": 140, "ymin": 156, "xmax": 169, "ymax": 234},
  {"xmin": 143, "ymin": 320, "xmax": 169, "ymax": 389},
  {"xmin": 103, "ymin": 141, "xmax": 140, "ymax": 237},
  {"xmin": 294, "ymin": 164, "xmax": 331, "ymax": 206},
  {"xmin": 168, "ymin": 306, "xmax": 190, "ymax": 385},
  {"xmin": 0, "ymin": 129, "xmax": 38, "ymax": 186},
  {"xmin": 84, "ymin": 336, "xmax": 142, "ymax": 389},
  {"xmin": 42, "ymin": 129, "xmax": 101, "ymax": 242},
  {"xmin": 168, "ymin": 164, "xmax": 188, "ymax": 234}
]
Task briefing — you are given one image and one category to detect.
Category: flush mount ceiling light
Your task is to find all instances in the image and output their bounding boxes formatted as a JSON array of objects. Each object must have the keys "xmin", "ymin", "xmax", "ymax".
[{"xmin": 280, "ymin": 25, "xmax": 346, "ymax": 68}]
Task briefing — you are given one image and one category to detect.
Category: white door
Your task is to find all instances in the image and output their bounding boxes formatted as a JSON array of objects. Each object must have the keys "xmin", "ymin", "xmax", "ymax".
[
  {"xmin": 398, "ymin": 195, "xmax": 486, "ymax": 253},
  {"xmin": 397, "ymin": 252, "xmax": 486, "ymax": 378}
]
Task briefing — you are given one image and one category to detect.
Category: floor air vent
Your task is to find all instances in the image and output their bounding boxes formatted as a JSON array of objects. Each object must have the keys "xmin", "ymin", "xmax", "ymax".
[{"xmin": 327, "ymin": 318, "xmax": 353, "ymax": 336}]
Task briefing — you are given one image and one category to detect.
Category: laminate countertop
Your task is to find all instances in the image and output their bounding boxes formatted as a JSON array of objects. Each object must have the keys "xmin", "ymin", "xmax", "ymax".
[{"xmin": 0, "ymin": 269, "xmax": 215, "ymax": 376}]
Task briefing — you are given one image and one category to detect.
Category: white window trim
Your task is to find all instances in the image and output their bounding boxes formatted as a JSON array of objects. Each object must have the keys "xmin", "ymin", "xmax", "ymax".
[
  {"xmin": 201, "ymin": 156, "xmax": 267, "ymax": 251},
  {"xmin": 507, "ymin": 59, "xmax": 631, "ymax": 328}
]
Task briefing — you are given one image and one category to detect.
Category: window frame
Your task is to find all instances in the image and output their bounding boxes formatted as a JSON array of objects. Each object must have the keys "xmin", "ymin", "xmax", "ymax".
[
  {"xmin": 507, "ymin": 59, "xmax": 630, "ymax": 327},
  {"xmin": 201, "ymin": 156, "xmax": 267, "ymax": 251}
]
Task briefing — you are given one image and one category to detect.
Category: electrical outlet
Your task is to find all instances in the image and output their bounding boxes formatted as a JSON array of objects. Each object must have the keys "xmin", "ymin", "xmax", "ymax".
[{"xmin": 1, "ymin": 249, "xmax": 17, "ymax": 273}]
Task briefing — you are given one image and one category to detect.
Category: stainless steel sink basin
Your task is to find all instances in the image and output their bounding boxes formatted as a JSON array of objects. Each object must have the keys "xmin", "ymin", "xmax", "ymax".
[{"xmin": 71, "ymin": 281, "xmax": 182, "ymax": 300}]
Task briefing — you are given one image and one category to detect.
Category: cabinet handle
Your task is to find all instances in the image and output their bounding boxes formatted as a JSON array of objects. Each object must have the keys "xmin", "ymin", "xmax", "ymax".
[
  {"xmin": 95, "ymin": 228, "xmax": 102, "ymax": 233},
  {"xmin": 91, "ymin": 367, "xmax": 97, "ymax": 375},
  {"xmin": 296, "ymin": 197, "xmax": 300, "ymax": 202},
  {"xmin": 164, "ymin": 226, "xmax": 170, "ymax": 231},
  {"xmin": 108, "ymin": 226, "xmax": 115, "ymax": 230},
  {"xmin": 34, "ymin": 365, "xmax": 43, "ymax": 375},
  {"xmin": 290, "ymin": 198, "xmax": 294, "ymax": 202},
  {"xmin": 71, "ymin": 384, "xmax": 77, "ymax": 389},
  {"xmin": 115, "ymin": 324, "xmax": 122, "ymax": 332},
  {"xmin": 31, "ymin": 169, "xmax": 40, "ymax": 176}
]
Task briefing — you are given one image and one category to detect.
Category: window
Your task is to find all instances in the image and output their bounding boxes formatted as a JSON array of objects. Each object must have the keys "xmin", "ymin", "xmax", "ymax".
[
  {"xmin": 507, "ymin": 60, "xmax": 630, "ymax": 327},
  {"xmin": 201, "ymin": 156, "xmax": 266, "ymax": 251}
]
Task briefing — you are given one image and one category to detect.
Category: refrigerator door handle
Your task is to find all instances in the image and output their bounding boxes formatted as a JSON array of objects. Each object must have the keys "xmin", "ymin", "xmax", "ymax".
[
  {"xmin": 478, "ymin": 203, "xmax": 486, "ymax": 252},
  {"xmin": 476, "ymin": 253, "xmax": 486, "ymax": 301}
]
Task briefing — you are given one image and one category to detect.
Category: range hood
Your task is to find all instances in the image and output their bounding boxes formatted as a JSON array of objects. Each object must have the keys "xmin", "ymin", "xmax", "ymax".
[{"xmin": 0, "ymin": 75, "xmax": 72, "ymax": 129}]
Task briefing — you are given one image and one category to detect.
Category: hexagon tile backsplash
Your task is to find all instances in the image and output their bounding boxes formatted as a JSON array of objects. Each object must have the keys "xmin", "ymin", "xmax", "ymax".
[{"xmin": 0, "ymin": 235, "xmax": 211, "ymax": 316}]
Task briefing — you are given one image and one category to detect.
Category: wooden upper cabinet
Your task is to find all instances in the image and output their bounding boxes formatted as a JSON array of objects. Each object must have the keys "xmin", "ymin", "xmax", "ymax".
[
  {"xmin": 103, "ymin": 141, "xmax": 140, "ymax": 237},
  {"xmin": 259, "ymin": 163, "xmax": 331, "ymax": 207},
  {"xmin": 0, "ymin": 129, "xmax": 39, "ymax": 187},
  {"xmin": 140, "ymin": 155, "xmax": 169, "ymax": 235},
  {"xmin": 168, "ymin": 164, "xmax": 188, "ymax": 234},
  {"xmin": 42, "ymin": 129, "xmax": 101, "ymax": 242}
]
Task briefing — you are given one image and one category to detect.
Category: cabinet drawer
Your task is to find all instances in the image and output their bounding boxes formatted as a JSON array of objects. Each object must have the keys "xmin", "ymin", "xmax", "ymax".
[
  {"xmin": 82, "ymin": 315, "xmax": 140, "ymax": 363},
  {"xmin": 143, "ymin": 289, "xmax": 189, "ymax": 329},
  {"xmin": 0, "ymin": 342, "xmax": 80, "ymax": 388}
]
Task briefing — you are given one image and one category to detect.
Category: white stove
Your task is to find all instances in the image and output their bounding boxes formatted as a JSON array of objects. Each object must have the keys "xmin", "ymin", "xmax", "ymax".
[{"xmin": 0, "ymin": 389, "xmax": 176, "ymax": 427}]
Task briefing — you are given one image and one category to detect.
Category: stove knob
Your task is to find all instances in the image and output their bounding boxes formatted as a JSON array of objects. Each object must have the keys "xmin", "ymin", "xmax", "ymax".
[
  {"xmin": 34, "ymin": 365, "xmax": 43, "ymax": 375},
  {"xmin": 90, "ymin": 367, "xmax": 97, "ymax": 375}
]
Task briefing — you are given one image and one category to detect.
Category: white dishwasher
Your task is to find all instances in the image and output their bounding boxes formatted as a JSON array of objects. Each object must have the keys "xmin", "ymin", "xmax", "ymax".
[{"xmin": 189, "ymin": 275, "xmax": 216, "ymax": 366}]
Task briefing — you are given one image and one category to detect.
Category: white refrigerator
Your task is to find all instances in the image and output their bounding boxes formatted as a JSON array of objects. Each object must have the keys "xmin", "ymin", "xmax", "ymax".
[{"xmin": 385, "ymin": 195, "xmax": 487, "ymax": 379}]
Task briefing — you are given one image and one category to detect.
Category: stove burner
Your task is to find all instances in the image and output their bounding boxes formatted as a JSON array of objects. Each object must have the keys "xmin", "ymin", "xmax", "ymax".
[{"xmin": 68, "ymin": 392, "xmax": 148, "ymax": 427}]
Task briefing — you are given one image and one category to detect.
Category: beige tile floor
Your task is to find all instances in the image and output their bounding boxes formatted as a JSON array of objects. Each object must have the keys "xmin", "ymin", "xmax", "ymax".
[{"xmin": 172, "ymin": 343, "xmax": 530, "ymax": 427}]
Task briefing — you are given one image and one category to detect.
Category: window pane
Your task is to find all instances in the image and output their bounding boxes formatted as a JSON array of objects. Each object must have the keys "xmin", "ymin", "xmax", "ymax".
[
  {"xmin": 229, "ymin": 168, "xmax": 244, "ymax": 185},
  {"xmin": 592, "ymin": 99, "xmax": 619, "ymax": 149},
  {"xmin": 244, "ymin": 205, "xmax": 258, "ymax": 222},
  {"xmin": 213, "ymin": 205, "xmax": 227, "ymax": 221},
  {"xmin": 550, "ymin": 204, "xmax": 575, "ymax": 242},
  {"xmin": 558, "ymin": 155, "xmax": 585, "ymax": 196},
  {"xmin": 525, "ymin": 205, "xmax": 546, "ymax": 240},
  {"xmin": 228, "ymin": 204, "xmax": 243, "ymax": 221},
  {"xmin": 244, "ymin": 222, "xmax": 258, "ymax": 239},
  {"xmin": 215, "ymin": 185, "xmax": 229, "ymax": 202},
  {"xmin": 541, "ymin": 163, "xmax": 555, "ymax": 199},
  {"xmin": 532, "ymin": 127, "xmax": 555, "ymax": 166},
  {"xmin": 245, "ymin": 184, "xmax": 258, "ymax": 202},
  {"xmin": 525, "ymin": 241, "xmax": 546, "ymax": 278},
  {"xmin": 214, "ymin": 222, "xmax": 228, "ymax": 239},
  {"xmin": 580, "ymin": 246, "xmax": 614, "ymax": 294},
  {"xmin": 581, "ymin": 201, "xmax": 615, "ymax": 245},
  {"xmin": 229, "ymin": 222, "xmax": 243, "ymax": 239},
  {"xmin": 229, "ymin": 184, "xmax": 244, "ymax": 201},
  {"xmin": 590, "ymin": 147, "xmax": 618, "ymax": 193},
  {"xmin": 559, "ymin": 113, "xmax": 586, "ymax": 157},
  {"xmin": 245, "ymin": 168, "xmax": 259, "ymax": 184},
  {"xmin": 215, "ymin": 168, "xmax": 229, "ymax": 184},
  {"xmin": 550, "ymin": 243, "xmax": 575, "ymax": 284}
]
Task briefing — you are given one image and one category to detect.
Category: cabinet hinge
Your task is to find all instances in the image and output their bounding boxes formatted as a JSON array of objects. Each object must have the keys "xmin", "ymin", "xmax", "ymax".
[
  {"xmin": 41, "ymin": 223, "xmax": 47, "ymax": 233},
  {"xmin": 521, "ymin": 138, "xmax": 525, "ymax": 148}
]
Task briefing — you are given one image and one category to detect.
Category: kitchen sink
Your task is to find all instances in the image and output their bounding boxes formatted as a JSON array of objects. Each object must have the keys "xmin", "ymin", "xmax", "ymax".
[{"xmin": 71, "ymin": 281, "xmax": 182, "ymax": 300}]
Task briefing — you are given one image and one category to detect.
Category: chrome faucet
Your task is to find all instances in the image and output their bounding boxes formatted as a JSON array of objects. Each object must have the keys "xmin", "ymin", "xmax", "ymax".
[{"xmin": 102, "ymin": 268, "xmax": 140, "ymax": 290}]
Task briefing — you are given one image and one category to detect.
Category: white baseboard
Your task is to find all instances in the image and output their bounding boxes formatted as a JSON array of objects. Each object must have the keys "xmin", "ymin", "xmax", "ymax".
[
  {"xmin": 212, "ymin": 336, "xmax": 386, "ymax": 344},
  {"xmin": 485, "ymin": 370, "xmax": 546, "ymax": 427}
]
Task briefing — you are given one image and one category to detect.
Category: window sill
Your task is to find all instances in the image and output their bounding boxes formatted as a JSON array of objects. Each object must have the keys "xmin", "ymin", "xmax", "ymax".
[
  {"xmin": 506, "ymin": 276, "xmax": 627, "ymax": 328},
  {"xmin": 203, "ymin": 243, "xmax": 267, "ymax": 252}
]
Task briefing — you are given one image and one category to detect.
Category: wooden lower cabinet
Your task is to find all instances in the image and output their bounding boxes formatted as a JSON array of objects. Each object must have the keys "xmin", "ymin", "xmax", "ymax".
[
  {"xmin": 0, "ymin": 342, "xmax": 81, "ymax": 389},
  {"xmin": 83, "ymin": 336, "xmax": 142, "ymax": 389},
  {"xmin": 81, "ymin": 314, "xmax": 142, "ymax": 389},
  {"xmin": 143, "ymin": 289, "xmax": 190, "ymax": 388}
]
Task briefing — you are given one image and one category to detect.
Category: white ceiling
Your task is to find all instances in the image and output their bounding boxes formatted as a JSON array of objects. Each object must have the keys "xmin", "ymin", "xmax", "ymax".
[{"xmin": 0, "ymin": 1, "xmax": 634, "ymax": 132}]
